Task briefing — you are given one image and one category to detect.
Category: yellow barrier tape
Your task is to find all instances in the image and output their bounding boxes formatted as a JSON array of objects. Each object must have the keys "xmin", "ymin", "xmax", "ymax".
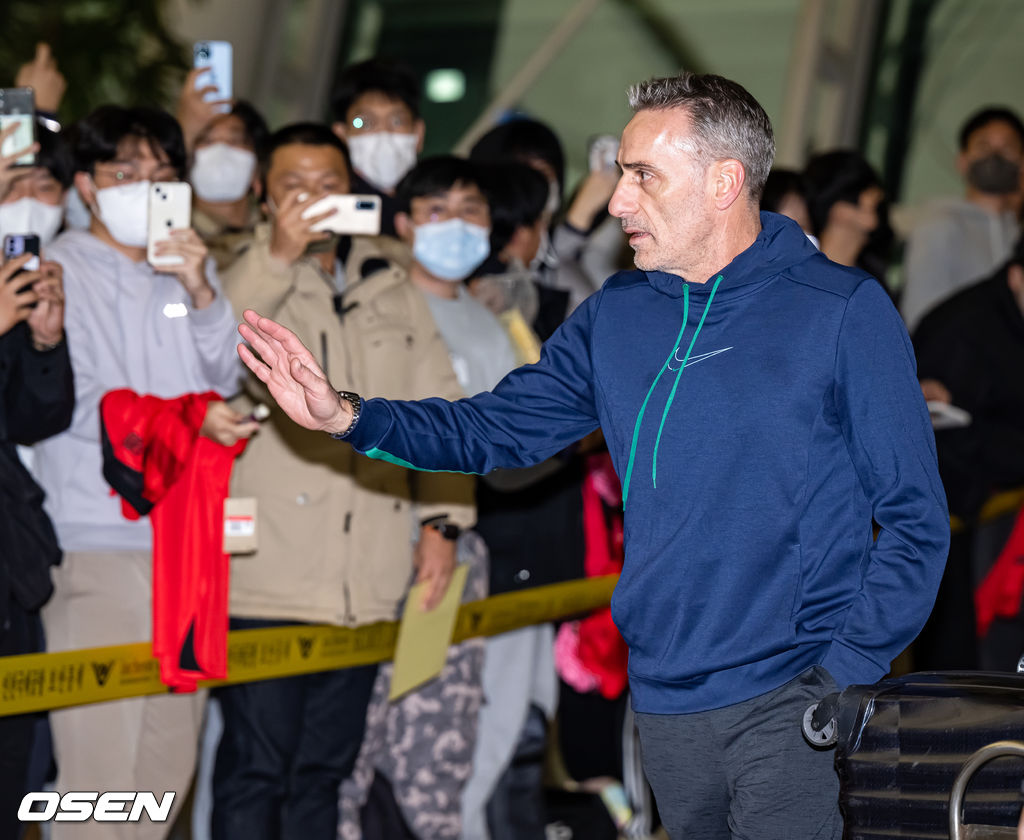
[{"xmin": 0, "ymin": 575, "xmax": 618, "ymax": 718}]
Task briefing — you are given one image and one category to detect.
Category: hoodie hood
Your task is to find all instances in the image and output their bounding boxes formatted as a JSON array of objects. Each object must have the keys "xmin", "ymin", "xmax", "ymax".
[
  {"xmin": 643, "ymin": 212, "xmax": 821, "ymax": 299},
  {"xmin": 622, "ymin": 212, "xmax": 822, "ymax": 503}
]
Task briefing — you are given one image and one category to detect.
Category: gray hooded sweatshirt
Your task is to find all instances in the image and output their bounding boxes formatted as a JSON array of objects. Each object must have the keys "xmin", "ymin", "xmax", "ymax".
[{"xmin": 32, "ymin": 229, "xmax": 243, "ymax": 553}]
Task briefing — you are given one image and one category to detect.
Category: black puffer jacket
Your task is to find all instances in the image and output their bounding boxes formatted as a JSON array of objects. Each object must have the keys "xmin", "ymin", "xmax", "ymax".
[{"xmin": 0, "ymin": 322, "xmax": 74, "ymax": 627}]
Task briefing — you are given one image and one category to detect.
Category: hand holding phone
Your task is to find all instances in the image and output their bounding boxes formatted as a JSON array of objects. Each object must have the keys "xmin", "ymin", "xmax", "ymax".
[
  {"xmin": 3, "ymin": 233, "xmax": 42, "ymax": 311},
  {"xmin": 300, "ymin": 194, "xmax": 382, "ymax": 235},
  {"xmin": 193, "ymin": 41, "xmax": 233, "ymax": 116},
  {"xmin": 267, "ymin": 191, "xmax": 334, "ymax": 265},
  {"xmin": 588, "ymin": 134, "xmax": 620, "ymax": 173},
  {"xmin": 0, "ymin": 87, "xmax": 37, "ymax": 167},
  {"xmin": 4, "ymin": 233, "xmax": 40, "ymax": 272},
  {"xmin": 200, "ymin": 400, "xmax": 260, "ymax": 446},
  {"xmin": 25, "ymin": 258, "xmax": 65, "ymax": 349},
  {"xmin": 148, "ymin": 182, "xmax": 192, "ymax": 267},
  {"xmin": 0, "ymin": 252, "xmax": 41, "ymax": 335}
]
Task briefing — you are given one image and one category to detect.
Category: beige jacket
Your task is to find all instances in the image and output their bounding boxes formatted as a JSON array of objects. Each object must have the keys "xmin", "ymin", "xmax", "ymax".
[
  {"xmin": 222, "ymin": 224, "xmax": 475, "ymax": 625},
  {"xmin": 192, "ymin": 202, "xmax": 263, "ymax": 273}
]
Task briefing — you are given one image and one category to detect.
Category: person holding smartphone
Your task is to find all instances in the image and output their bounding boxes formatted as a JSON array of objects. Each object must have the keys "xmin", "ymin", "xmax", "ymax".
[
  {"xmin": 0, "ymin": 245, "xmax": 72, "ymax": 838},
  {"xmin": 187, "ymin": 101, "xmax": 269, "ymax": 272},
  {"xmin": 0, "ymin": 122, "xmax": 73, "ymax": 246},
  {"xmin": 330, "ymin": 58, "xmax": 425, "ymax": 238},
  {"xmin": 213, "ymin": 123, "xmax": 473, "ymax": 840},
  {"xmin": 31, "ymin": 104, "xmax": 252, "ymax": 839}
]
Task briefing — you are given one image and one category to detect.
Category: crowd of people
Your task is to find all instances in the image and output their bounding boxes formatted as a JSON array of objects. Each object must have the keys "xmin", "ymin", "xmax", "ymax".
[{"xmin": 0, "ymin": 35, "xmax": 1022, "ymax": 840}]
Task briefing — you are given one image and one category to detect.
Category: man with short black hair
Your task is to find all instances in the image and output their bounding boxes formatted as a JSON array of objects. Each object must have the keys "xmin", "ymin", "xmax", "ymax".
[
  {"xmin": 901, "ymin": 106, "xmax": 1024, "ymax": 330},
  {"xmin": 188, "ymin": 101, "xmax": 270, "ymax": 271},
  {"xmin": 331, "ymin": 58, "xmax": 424, "ymax": 236},
  {"xmin": 393, "ymin": 156, "xmax": 517, "ymax": 393},
  {"xmin": 239, "ymin": 72, "xmax": 949, "ymax": 839}
]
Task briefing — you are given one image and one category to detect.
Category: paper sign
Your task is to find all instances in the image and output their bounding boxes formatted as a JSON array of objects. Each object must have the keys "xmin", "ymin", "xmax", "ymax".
[
  {"xmin": 224, "ymin": 497, "xmax": 257, "ymax": 554},
  {"xmin": 389, "ymin": 564, "xmax": 469, "ymax": 701}
]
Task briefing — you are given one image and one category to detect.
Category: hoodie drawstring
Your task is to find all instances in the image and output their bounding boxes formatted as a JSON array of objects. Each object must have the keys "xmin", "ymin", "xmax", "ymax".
[{"xmin": 622, "ymin": 275, "xmax": 723, "ymax": 505}]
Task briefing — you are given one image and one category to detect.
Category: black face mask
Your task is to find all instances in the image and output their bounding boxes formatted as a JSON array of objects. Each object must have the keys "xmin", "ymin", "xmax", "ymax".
[{"xmin": 966, "ymin": 153, "xmax": 1021, "ymax": 195}]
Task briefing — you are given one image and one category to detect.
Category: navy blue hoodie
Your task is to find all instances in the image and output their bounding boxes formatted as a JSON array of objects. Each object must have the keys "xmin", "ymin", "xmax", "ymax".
[{"xmin": 346, "ymin": 212, "xmax": 949, "ymax": 714}]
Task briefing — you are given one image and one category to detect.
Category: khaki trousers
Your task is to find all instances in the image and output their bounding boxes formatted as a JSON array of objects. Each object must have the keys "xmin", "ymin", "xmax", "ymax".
[{"xmin": 41, "ymin": 551, "xmax": 205, "ymax": 840}]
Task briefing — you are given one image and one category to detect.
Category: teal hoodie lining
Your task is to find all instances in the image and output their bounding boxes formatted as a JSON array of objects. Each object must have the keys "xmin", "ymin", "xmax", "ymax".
[{"xmin": 622, "ymin": 274, "xmax": 723, "ymax": 505}]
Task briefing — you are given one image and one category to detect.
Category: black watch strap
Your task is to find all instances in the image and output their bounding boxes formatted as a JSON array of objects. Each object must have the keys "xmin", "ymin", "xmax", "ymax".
[{"xmin": 429, "ymin": 521, "xmax": 462, "ymax": 541}]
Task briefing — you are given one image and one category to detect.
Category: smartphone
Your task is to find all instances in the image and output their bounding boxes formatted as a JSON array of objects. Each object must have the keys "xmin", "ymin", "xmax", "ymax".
[
  {"xmin": 193, "ymin": 41, "xmax": 232, "ymax": 114},
  {"xmin": 3, "ymin": 233, "xmax": 40, "ymax": 272},
  {"xmin": 587, "ymin": 134, "xmax": 619, "ymax": 173},
  {"xmin": 301, "ymin": 194, "xmax": 382, "ymax": 236},
  {"xmin": 147, "ymin": 182, "xmax": 192, "ymax": 267},
  {"xmin": 3, "ymin": 233, "xmax": 41, "ymax": 307},
  {"xmin": 0, "ymin": 87, "xmax": 36, "ymax": 165}
]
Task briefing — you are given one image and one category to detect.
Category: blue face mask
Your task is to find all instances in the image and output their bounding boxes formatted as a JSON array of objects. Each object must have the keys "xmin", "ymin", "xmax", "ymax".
[{"xmin": 413, "ymin": 218, "xmax": 491, "ymax": 281}]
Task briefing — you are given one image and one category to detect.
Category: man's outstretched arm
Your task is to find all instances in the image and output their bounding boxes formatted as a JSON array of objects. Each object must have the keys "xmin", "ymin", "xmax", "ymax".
[{"xmin": 237, "ymin": 306, "xmax": 601, "ymax": 475}]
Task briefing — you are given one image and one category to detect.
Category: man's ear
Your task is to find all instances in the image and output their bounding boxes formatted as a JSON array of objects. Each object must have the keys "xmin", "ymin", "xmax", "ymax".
[
  {"xmin": 394, "ymin": 211, "xmax": 414, "ymax": 243},
  {"xmin": 414, "ymin": 119, "xmax": 426, "ymax": 154},
  {"xmin": 955, "ymin": 149, "xmax": 969, "ymax": 179},
  {"xmin": 712, "ymin": 159, "xmax": 747, "ymax": 210},
  {"xmin": 73, "ymin": 171, "xmax": 96, "ymax": 212},
  {"xmin": 331, "ymin": 122, "xmax": 347, "ymax": 142}
]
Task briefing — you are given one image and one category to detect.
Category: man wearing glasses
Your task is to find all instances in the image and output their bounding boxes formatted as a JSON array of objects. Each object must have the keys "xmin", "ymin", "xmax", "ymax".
[{"xmin": 32, "ymin": 105, "xmax": 253, "ymax": 838}]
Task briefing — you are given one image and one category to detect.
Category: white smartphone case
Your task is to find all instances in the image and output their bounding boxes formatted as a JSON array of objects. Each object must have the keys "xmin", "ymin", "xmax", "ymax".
[
  {"xmin": 147, "ymin": 182, "xmax": 192, "ymax": 267},
  {"xmin": 193, "ymin": 41, "xmax": 232, "ymax": 113},
  {"xmin": 301, "ymin": 194, "xmax": 382, "ymax": 236}
]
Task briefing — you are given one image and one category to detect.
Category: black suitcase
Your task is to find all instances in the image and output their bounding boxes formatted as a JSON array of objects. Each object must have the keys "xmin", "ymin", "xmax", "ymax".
[{"xmin": 804, "ymin": 673, "xmax": 1024, "ymax": 839}]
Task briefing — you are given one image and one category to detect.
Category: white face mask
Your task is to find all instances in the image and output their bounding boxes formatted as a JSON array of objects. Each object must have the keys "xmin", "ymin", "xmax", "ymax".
[
  {"xmin": 93, "ymin": 180, "xmax": 151, "ymax": 248},
  {"xmin": 189, "ymin": 142, "xmax": 257, "ymax": 202},
  {"xmin": 413, "ymin": 217, "xmax": 491, "ymax": 282},
  {"xmin": 0, "ymin": 197, "xmax": 65, "ymax": 246},
  {"xmin": 347, "ymin": 132, "xmax": 419, "ymax": 192}
]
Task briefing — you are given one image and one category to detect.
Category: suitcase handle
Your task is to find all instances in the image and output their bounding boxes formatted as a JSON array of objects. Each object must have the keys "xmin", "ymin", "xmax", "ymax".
[{"xmin": 949, "ymin": 740, "xmax": 1024, "ymax": 840}]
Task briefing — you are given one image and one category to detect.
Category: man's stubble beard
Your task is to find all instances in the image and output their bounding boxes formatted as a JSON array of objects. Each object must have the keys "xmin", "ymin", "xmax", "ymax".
[{"xmin": 631, "ymin": 203, "xmax": 716, "ymax": 279}]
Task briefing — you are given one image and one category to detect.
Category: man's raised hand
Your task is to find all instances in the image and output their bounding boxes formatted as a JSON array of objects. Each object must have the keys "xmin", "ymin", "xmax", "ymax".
[{"xmin": 237, "ymin": 309, "xmax": 354, "ymax": 435}]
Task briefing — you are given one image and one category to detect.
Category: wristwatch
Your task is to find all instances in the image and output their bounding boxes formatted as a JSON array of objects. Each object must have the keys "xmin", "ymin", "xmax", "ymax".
[
  {"xmin": 428, "ymin": 522, "xmax": 462, "ymax": 541},
  {"xmin": 421, "ymin": 515, "xmax": 462, "ymax": 541},
  {"xmin": 329, "ymin": 390, "xmax": 362, "ymax": 439}
]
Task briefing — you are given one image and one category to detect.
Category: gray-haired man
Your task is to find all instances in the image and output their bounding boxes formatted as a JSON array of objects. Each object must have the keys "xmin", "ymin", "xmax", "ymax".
[{"xmin": 236, "ymin": 72, "xmax": 949, "ymax": 839}]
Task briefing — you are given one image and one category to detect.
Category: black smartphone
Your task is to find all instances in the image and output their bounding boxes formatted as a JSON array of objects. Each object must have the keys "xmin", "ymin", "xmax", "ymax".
[{"xmin": 4, "ymin": 233, "xmax": 41, "ymax": 307}]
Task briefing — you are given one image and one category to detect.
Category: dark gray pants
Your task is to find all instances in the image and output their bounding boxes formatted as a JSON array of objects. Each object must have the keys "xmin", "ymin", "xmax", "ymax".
[{"xmin": 635, "ymin": 666, "xmax": 842, "ymax": 840}]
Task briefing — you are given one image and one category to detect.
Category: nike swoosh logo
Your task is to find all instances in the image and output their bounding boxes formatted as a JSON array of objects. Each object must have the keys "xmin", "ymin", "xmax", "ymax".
[
  {"xmin": 668, "ymin": 346, "xmax": 733, "ymax": 371},
  {"xmin": 684, "ymin": 347, "xmax": 733, "ymax": 368}
]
